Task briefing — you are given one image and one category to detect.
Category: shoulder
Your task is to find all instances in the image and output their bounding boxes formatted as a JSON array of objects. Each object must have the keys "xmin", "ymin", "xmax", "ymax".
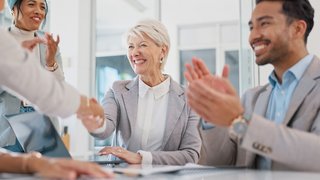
[
  {"xmin": 169, "ymin": 78, "xmax": 186, "ymax": 95},
  {"xmin": 241, "ymin": 84, "xmax": 270, "ymax": 106},
  {"xmin": 243, "ymin": 84, "xmax": 269, "ymax": 97},
  {"xmin": 111, "ymin": 80, "xmax": 135, "ymax": 92}
]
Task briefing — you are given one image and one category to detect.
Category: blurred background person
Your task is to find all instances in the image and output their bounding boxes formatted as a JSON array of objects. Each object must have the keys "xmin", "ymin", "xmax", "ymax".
[{"xmin": 0, "ymin": 0, "xmax": 65, "ymax": 152}]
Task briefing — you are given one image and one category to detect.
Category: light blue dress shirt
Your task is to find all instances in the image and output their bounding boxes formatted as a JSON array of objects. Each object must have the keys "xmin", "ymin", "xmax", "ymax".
[{"xmin": 256, "ymin": 54, "xmax": 314, "ymax": 169}]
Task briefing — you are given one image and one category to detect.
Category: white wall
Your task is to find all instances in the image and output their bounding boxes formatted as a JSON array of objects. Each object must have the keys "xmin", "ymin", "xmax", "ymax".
[
  {"xmin": 308, "ymin": 0, "xmax": 320, "ymax": 58},
  {"xmin": 161, "ymin": 0, "xmax": 239, "ymax": 81},
  {"xmin": 50, "ymin": 0, "xmax": 92, "ymax": 156}
]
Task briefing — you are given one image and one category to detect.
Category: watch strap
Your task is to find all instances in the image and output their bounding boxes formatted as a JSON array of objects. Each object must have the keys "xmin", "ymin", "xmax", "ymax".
[{"xmin": 45, "ymin": 62, "xmax": 58, "ymax": 72}]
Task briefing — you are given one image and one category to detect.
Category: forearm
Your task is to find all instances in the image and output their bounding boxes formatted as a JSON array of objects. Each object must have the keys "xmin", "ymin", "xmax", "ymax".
[
  {"xmin": 0, "ymin": 30, "xmax": 80, "ymax": 117},
  {"xmin": 0, "ymin": 152, "xmax": 42, "ymax": 174},
  {"xmin": 242, "ymin": 114, "xmax": 320, "ymax": 171},
  {"xmin": 151, "ymin": 149, "xmax": 199, "ymax": 165},
  {"xmin": 93, "ymin": 89, "xmax": 119, "ymax": 139},
  {"xmin": 90, "ymin": 118, "xmax": 116, "ymax": 139},
  {"xmin": 50, "ymin": 52, "xmax": 65, "ymax": 81}
]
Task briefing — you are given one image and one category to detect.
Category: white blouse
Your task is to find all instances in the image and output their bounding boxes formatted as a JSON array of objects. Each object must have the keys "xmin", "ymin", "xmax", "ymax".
[
  {"xmin": 131, "ymin": 76, "xmax": 170, "ymax": 164},
  {"xmin": 94, "ymin": 76, "xmax": 171, "ymax": 164}
]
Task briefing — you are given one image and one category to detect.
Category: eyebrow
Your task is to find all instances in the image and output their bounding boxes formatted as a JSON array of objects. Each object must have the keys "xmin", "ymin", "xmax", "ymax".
[
  {"xmin": 27, "ymin": 0, "xmax": 45, "ymax": 6},
  {"xmin": 248, "ymin": 15, "xmax": 274, "ymax": 26},
  {"xmin": 128, "ymin": 40, "xmax": 147, "ymax": 44}
]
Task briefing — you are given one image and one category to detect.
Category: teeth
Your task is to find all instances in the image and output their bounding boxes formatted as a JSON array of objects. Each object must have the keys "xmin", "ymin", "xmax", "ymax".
[
  {"xmin": 134, "ymin": 60, "xmax": 144, "ymax": 64},
  {"xmin": 33, "ymin": 17, "xmax": 40, "ymax": 21},
  {"xmin": 254, "ymin": 44, "xmax": 266, "ymax": 51}
]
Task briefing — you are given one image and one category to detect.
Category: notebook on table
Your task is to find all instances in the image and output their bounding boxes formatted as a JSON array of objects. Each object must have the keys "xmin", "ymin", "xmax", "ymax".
[{"xmin": 5, "ymin": 112, "xmax": 123, "ymax": 164}]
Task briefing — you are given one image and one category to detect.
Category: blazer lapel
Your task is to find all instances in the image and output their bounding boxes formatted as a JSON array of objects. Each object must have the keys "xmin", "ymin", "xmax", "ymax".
[
  {"xmin": 122, "ymin": 78, "xmax": 139, "ymax": 136},
  {"xmin": 283, "ymin": 57, "xmax": 319, "ymax": 125},
  {"xmin": 161, "ymin": 79, "xmax": 185, "ymax": 149},
  {"xmin": 253, "ymin": 86, "xmax": 272, "ymax": 117},
  {"xmin": 245, "ymin": 85, "xmax": 272, "ymax": 166}
]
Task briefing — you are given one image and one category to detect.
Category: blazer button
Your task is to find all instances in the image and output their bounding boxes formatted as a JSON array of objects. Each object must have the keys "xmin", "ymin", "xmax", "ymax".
[
  {"xmin": 253, "ymin": 141, "xmax": 262, "ymax": 150},
  {"xmin": 253, "ymin": 142, "xmax": 272, "ymax": 154},
  {"xmin": 263, "ymin": 147, "xmax": 272, "ymax": 154}
]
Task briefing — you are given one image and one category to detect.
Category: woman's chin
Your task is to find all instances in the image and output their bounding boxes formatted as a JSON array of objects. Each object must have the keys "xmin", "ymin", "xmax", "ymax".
[{"xmin": 134, "ymin": 68, "xmax": 146, "ymax": 76}]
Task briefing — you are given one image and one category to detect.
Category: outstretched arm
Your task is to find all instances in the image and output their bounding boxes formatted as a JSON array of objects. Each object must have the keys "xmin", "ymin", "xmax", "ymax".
[
  {"xmin": 0, "ymin": 150, "xmax": 113, "ymax": 179},
  {"xmin": 0, "ymin": 29, "xmax": 104, "ymax": 119}
]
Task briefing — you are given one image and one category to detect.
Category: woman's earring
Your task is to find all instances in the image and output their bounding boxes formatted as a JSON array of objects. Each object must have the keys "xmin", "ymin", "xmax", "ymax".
[{"xmin": 160, "ymin": 58, "xmax": 163, "ymax": 64}]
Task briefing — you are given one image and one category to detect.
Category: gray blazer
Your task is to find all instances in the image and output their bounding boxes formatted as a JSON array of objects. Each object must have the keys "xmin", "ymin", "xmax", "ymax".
[
  {"xmin": 0, "ymin": 31, "xmax": 64, "ymax": 147},
  {"xmin": 93, "ymin": 77, "xmax": 201, "ymax": 165},
  {"xmin": 200, "ymin": 56, "xmax": 320, "ymax": 171}
]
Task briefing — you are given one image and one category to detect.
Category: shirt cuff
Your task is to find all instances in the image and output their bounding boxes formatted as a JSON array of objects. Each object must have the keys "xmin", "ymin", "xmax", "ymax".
[
  {"xmin": 201, "ymin": 119, "xmax": 215, "ymax": 130},
  {"xmin": 137, "ymin": 150, "xmax": 153, "ymax": 164},
  {"xmin": 0, "ymin": 148, "xmax": 9, "ymax": 154},
  {"xmin": 91, "ymin": 118, "xmax": 107, "ymax": 134}
]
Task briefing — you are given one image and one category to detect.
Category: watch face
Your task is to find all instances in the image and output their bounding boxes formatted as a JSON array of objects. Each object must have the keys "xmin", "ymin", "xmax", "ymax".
[{"xmin": 233, "ymin": 120, "xmax": 248, "ymax": 135}]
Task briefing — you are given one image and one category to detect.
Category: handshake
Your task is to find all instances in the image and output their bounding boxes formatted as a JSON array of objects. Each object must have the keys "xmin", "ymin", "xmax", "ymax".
[{"xmin": 76, "ymin": 96, "xmax": 105, "ymax": 132}]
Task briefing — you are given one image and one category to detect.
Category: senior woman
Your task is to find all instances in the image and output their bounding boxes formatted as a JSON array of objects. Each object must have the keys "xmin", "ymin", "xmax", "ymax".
[
  {"xmin": 81, "ymin": 19, "xmax": 201, "ymax": 165},
  {"xmin": 0, "ymin": 0, "xmax": 63, "ymax": 151}
]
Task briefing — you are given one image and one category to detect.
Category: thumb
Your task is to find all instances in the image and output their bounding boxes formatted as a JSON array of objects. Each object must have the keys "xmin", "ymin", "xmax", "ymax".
[{"xmin": 222, "ymin": 64, "xmax": 229, "ymax": 78}]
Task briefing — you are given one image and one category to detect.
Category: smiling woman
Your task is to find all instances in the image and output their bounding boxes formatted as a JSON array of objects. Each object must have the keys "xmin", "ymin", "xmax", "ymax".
[
  {"xmin": 10, "ymin": 0, "xmax": 48, "ymax": 30},
  {"xmin": 81, "ymin": 19, "xmax": 201, "ymax": 165},
  {"xmin": 0, "ymin": 0, "xmax": 65, "ymax": 152}
]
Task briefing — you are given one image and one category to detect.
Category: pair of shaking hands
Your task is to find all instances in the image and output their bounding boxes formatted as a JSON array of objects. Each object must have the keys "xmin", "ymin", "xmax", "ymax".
[{"xmin": 77, "ymin": 96, "xmax": 105, "ymax": 132}]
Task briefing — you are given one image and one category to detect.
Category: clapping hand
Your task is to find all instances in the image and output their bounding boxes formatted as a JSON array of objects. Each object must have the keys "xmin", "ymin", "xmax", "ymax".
[
  {"xmin": 44, "ymin": 33, "xmax": 60, "ymax": 66},
  {"xmin": 21, "ymin": 37, "xmax": 46, "ymax": 51},
  {"xmin": 184, "ymin": 57, "xmax": 243, "ymax": 127},
  {"xmin": 184, "ymin": 57, "xmax": 230, "ymax": 92}
]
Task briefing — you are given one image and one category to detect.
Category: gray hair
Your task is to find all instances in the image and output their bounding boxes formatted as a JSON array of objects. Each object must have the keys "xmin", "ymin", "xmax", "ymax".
[{"xmin": 126, "ymin": 19, "xmax": 170, "ymax": 71}]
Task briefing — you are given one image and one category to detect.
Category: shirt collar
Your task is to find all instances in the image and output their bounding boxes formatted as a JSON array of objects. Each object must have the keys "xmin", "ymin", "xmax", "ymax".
[
  {"xmin": 10, "ymin": 25, "xmax": 37, "ymax": 38},
  {"xmin": 139, "ymin": 76, "xmax": 171, "ymax": 99},
  {"xmin": 268, "ymin": 54, "xmax": 314, "ymax": 87}
]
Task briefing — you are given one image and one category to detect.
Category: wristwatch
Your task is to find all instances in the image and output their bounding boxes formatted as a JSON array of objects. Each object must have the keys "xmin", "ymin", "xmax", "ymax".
[
  {"xmin": 229, "ymin": 113, "xmax": 252, "ymax": 140},
  {"xmin": 45, "ymin": 62, "xmax": 58, "ymax": 72}
]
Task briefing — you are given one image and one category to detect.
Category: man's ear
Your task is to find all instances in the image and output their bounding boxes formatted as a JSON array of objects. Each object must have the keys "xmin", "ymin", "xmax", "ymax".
[{"xmin": 292, "ymin": 20, "xmax": 307, "ymax": 41}]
